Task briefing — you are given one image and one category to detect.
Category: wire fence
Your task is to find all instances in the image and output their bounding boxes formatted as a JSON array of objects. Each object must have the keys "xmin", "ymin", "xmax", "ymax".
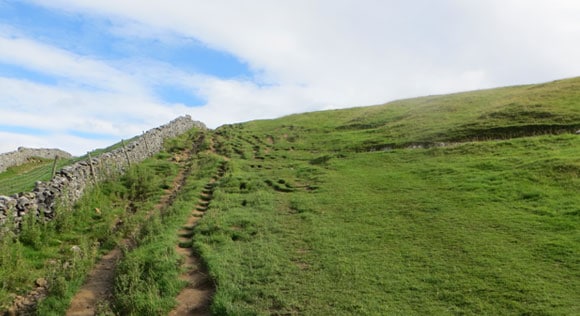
[
  {"xmin": 0, "ymin": 128, "xmax": 175, "ymax": 197},
  {"xmin": 0, "ymin": 158, "xmax": 72, "ymax": 196},
  {"xmin": 0, "ymin": 136, "xmax": 143, "ymax": 196}
]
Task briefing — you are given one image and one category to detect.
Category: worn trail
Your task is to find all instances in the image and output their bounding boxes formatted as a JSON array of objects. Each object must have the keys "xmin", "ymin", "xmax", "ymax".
[
  {"xmin": 66, "ymin": 157, "xmax": 191, "ymax": 316},
  {"xmin": 169, "ymin": 160, "xmax": 226, "ymax": 316}
]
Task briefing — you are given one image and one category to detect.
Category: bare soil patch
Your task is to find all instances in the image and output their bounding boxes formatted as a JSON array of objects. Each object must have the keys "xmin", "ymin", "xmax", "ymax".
[
  {"xmin": 169, "ymin": 216, "xmax": 213, "ymax": 316},
  {"xmin": 65, "ymin": 248, "xmax": 121, "ymax": 316}
]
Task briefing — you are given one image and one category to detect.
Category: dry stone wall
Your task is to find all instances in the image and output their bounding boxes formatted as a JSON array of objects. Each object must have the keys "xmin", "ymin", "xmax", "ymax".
[
  {"xmin": 0, "ymin": 147, "xmax": 73, "ymax": 173},
  {"xmin": 0, "ymin": 115, "xmax": 205, "ymax": 226}
]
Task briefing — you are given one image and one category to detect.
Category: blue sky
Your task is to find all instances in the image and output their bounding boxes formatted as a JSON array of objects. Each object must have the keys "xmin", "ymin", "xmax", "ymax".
[{"xmin": 1, "ymin": 0, "xmax": 580, "ymax": 155}]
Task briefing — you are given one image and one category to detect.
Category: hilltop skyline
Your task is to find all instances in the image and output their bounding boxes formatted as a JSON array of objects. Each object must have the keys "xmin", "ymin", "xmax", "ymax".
[{"xmin": 1, "ymin": 0, "xmax": 580, "ymax": 155}]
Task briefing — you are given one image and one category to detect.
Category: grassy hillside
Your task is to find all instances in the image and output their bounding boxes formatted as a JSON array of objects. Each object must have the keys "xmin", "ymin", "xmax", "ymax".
[
  {"xmin": 195, "ymin": 77, "xmax": 579, "ymax": 314},
  {"xmin": 243, "ymin": 77, "xmax": 579, "ymax": 152},
  {"xmin": 0, "ymin": 77, "xmax": 578, "ymax": 315}
]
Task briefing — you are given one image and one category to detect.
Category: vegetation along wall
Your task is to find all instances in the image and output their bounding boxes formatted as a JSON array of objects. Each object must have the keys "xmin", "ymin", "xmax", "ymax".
[{"xmin": 0, "ymin": 115, "xmax": 205, "ymax": 226}]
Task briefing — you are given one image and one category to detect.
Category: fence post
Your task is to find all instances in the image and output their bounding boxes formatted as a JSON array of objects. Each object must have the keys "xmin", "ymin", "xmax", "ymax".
[
  {"xmin": 98, "ymin": 157, "xmax": 104, "ymax": 180},
  {"xmin": 121, "ymin": 139, "xmax": 131, "ymax": 167},
  {"xmin": 51, "ymin": 155, "xmax": 59, "ymax": 180},
  {"xmin": 87, "ymin": 152, "xmax": 97, "ymax": 185},
  {"xmin": 142, "ymin": 131, "xmax": 150, "ymax": 156}
]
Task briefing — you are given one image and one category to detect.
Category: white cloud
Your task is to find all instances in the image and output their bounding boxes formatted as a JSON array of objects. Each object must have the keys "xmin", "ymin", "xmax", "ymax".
[
  {"xmin": 2, "ymin": 0, "xmax": 580, "ymax": 155},
  {"xmin": 0, "ymin": 131, "xmax": 115, "ymax": 157},
  {"xmin": 0, "ymin": 132, "xmax": 46, "ymax": 154},
  {"xmin": 0, "ymin": 31, "xmax": 144, "ymax": 94},
  {"xmin": 27, "ymin": 0, "xmax": 580, "ymax": 94},
  {"xmin": 0, "ymin": 70, "xmax": 191, "ymax": 155},
  {"xmin": 0, "ymin": 30, "xmax": 196, "ymax": 154}
]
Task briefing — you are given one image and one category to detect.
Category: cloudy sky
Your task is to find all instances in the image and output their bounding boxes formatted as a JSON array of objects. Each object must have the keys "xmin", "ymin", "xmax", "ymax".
[{"xmin": 1, "ymin": 0, "xmax": 579, "ymax": 155}]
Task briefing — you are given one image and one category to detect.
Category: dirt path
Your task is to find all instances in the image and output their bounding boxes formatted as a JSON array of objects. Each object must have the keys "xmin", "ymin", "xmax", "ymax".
[
  {"xmin": 169, "ymin": 161, "xmax": 226, "ymax": 316},
  {"xmin": 169, "ymin": 214, "xmax": 213, "ymax": 316},
  {"xmin": 66, "ymin": 155, "xmax": 191, "ymax": 316},
  {"xmin": 65, "ymin": 248, "xmax": 121, "ymax": 316}
]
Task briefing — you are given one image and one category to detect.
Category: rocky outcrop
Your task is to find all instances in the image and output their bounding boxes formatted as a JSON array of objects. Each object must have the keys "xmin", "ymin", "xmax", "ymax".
[
  {"xmin": 0, "ymin": 115, "xmax": 205, "ymax": 227},
  {"xmin": 0, "ymin": 147, "xmax": 73, "ymax": 173}
]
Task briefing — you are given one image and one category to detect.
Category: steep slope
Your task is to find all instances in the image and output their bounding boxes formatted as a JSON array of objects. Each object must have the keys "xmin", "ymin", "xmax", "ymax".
[
  {"xmin": 244, "ymin": 77, "xmax": 580, "ymax": 152},
  {"xmin": 1, "ymin": 78, "xmax": 578, "ymax": 315},
  {"xmin": 193, "ymin": 77, "xmax": 579, "ymax": 314}
]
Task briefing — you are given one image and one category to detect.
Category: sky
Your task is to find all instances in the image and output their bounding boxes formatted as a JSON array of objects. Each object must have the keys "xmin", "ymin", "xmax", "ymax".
[{"xmin": 1, "ymin": 0, "xmax": 579, "ymax": 156}]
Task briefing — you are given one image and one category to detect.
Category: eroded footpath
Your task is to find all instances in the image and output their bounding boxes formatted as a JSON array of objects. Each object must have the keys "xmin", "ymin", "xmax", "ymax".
[
  {"xmin": 66, "ymin": 159, "xmax": 190, "ymax": 316},
  {"xmin": 169, "ymin": 160, "xmax": 226, "ymax": 316}
]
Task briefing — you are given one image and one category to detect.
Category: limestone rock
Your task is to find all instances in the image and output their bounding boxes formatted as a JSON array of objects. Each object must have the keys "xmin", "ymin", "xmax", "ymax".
[{"xmin": 35, "ymin": 278, "xmax": 48, "ymax": 288}]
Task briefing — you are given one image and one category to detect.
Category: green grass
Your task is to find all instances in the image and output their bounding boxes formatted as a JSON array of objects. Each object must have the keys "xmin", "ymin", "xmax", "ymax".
[
  {"xmin": 195, "ymin": 77, "xmax": 580, "ymax": 314},
  {"xmin": 1, "ymin": 77, "xmax": 579, "ymax": 315},
  {"xmin": 243, "ymin": 76, "xmax": 580, "ymax": 152},
  {"xmin": 0, "ymin": 131, "xmax": 200, "ymax": 313},
  {"xmin": 113, "ymin": 151, "xmax": 221, "ymax": 315},
  {"xmin": 198, "ymin": 133, "xmax": 579, "ymax": 315}
]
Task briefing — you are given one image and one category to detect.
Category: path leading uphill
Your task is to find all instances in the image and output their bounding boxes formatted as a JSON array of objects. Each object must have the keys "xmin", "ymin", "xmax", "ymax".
[
  {"xmin": 169, "ymin": 160, "xmax": 227, "ymax": 316},
  {"xmin": 66, "ymin": 155, "xmax": 192, "ymax": 316}
]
